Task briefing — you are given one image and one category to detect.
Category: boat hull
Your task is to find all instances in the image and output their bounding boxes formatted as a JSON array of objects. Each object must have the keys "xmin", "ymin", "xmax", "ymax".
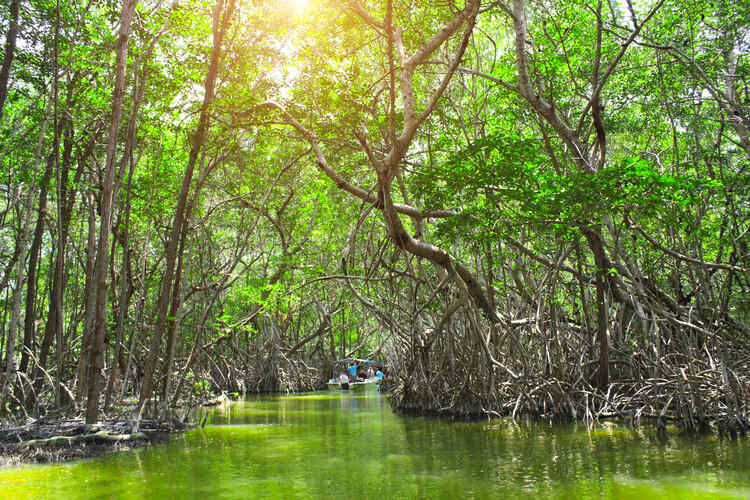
[{"xmin": 327, "ymin": 378, "xmax": 380, "ymax": 392}]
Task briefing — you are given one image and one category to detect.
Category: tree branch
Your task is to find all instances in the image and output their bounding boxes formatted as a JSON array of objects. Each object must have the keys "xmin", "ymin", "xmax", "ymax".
[
  {"xmin": 252, "ymin": 101, "xmax": 457, "ymax": 220},
  {"xmin": 630, "ymin": 223, "xmax": 749, "ymax": 274}
]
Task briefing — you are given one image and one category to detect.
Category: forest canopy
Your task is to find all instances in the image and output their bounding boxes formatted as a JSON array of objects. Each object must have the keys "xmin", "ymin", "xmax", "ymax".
[{"xmin": 0, "ymin": 0, "xmax": 748, "ymax": 430}]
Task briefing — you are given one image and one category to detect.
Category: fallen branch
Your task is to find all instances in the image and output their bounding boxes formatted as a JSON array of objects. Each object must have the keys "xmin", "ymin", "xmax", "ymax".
[{"xmin": 16, "ymin": 430, "xmax": 148, "ymax": 448}]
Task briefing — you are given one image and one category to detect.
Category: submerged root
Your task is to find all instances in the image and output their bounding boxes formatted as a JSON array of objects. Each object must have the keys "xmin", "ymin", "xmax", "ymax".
[
  {"xmin": 0, "ymin": 418, "xmax": 191, "ymax": 466},
  {"xmin": 387, "ymin": 310, "xmax": 749, "ymax": 435},
  {"xmin": 239, "ymin": 344, "xmax": 321, "ymax": 394}
]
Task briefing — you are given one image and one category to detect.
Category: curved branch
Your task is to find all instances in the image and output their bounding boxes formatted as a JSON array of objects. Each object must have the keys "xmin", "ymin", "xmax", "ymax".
[
  {"xmin": 381, "ymin": 180, "xmax": 500, "ymax": 324},
  {"xmin": 511, "ymin": 0, "xmax": 588, "ymax": 170},
  {"xmin": 346, "ymin": 0, "xmax": 386, "ymax": 31},
  {"xmin": 630, "ymin": 223, "xmax": 749, "ymax": 274},
  {"xmin": 457, "ymin": 66, "xmax": 520, "ymax": 93},
  {"xmin": 388, "ymin": 1, "xmax": 480, "ymax": 165},
  {"xmin": 252, "ymin": 101, "xmax": 457, "ymax": 220},
  {"xmin": 578, "ymin": 0, "xmax": 666, "ymax": 140}
]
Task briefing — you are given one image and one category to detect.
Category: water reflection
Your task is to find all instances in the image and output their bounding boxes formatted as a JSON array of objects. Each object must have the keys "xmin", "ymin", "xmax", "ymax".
[{"xmin": 1, "ymin": 391, "xmax": 749, "ymax": 499}]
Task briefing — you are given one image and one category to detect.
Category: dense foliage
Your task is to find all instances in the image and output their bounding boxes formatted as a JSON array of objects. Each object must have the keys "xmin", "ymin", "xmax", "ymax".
[{"xmin": 0, "ymin": 0, "xmax": 747, "ymax": 432}]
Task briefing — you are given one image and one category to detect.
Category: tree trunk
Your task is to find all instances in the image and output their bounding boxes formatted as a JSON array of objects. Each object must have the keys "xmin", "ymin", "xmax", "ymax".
[
  {"xmin": 104, "ymin": 175, "xmax": 134, "ymax": 411},
  {"xmin": 37, "ymin": 90, "xmax": 96, "ymax": 399},
  {"xmin": 104, "ymin": 36, "xmax": 156, "ymax": 409},
  {"xmin": 1, "ymin": 201, "xmax": 32, "ymax": 407},
  {"xmin": 79, "ymin": 191, "xmax": 97, "ymax": 401},
  {"xmin": 19, "ymin": 154, "xmax": 54, "ymax": 373},
  {"xmin": 0, "ymin": 0, "xmax": 20, "ymax": 121},
  {"xmin": 37, "ymin": 126, "xmax": 78, "ymax": 393},
  {"xmin": 584, "ymin": 228, "xmax": 610, "ymax": 389},
  {"xmin": 160, "ymin": 229, "xmax": 187, "ymax": 405},
  {"xmin": 137, "ymin": 0, "xmax": 236, "ymax": 420},
  {"xmin": 86, "ymin": 0, "xmax": 138, "ymax": 424},
  {"xmin": 1, "ymin": 92, "xmax": 51, "ymax": 405}
]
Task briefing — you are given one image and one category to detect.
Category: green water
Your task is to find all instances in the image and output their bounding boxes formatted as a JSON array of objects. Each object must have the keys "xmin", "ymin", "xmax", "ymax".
[{"xmin": 1, "ymin": 392, "xmax": 749, "ymax": 499}]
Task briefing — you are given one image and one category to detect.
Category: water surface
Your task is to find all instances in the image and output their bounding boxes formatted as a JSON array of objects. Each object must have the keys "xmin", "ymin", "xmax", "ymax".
[{"xmin": 1, "ymin": 391, "xmax": 749, "ymax": 498}]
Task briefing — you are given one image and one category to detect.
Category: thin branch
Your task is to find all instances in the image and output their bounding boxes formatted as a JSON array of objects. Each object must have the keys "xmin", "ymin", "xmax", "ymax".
[
  {"xmin": 630, "ymin": 223, "xmax": 749, "ymax": 273},
  {"xmin": 457, "ymin": 66, "xmax": 519, "ymax": 93},
  {"xmin": 346, "ymin": 0, "xmax": 386, "ymax": 31},
  {"xmin": 251, "ymin": 101, "xmax": 457, "ymax": 220}
]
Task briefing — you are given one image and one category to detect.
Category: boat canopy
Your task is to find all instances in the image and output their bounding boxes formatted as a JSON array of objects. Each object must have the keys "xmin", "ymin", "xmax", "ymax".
[{"xmin": 333, "ymin": 358, "xmax": 379, "ymax": 366}]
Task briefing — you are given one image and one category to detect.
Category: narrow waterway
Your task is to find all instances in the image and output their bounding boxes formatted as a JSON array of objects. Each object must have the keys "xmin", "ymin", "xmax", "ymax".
[{"xmin": 1, "ymin": 391, "xmax": 749, "ymax": 499}]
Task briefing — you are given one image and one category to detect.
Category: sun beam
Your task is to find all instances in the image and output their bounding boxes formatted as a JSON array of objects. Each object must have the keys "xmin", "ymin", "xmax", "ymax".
[{"xmin": 288, "ymin": 0, "xmax": 310, "ymax": 14}]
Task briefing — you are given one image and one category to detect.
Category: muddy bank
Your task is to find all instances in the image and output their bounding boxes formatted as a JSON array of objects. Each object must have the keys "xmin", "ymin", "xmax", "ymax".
[{"xmin": 0, "ymin": 418, "xmax": 193, "ymax": 467}]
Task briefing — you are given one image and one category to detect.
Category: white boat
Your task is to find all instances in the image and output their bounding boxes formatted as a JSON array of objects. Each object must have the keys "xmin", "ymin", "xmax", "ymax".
[
  {"xmin": 327, "ymin": 376, "xmax": 381, "ymax": 392},
  {"xmin": 326, "ymin": 358, "xmax": 383, "ymax": 391}
]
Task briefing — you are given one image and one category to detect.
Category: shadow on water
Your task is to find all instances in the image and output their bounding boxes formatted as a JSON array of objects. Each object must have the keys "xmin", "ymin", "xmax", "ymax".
[{"xmin": 1, "ymin": 391, "xmax": 749, "ymax": 499}]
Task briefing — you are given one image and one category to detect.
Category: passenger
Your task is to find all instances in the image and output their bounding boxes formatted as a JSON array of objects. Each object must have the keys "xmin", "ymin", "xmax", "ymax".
[
  {"xmin": 366, "ymin": 365, "xmax": 375, "ymax": 378},
  {"xmin": 376, "ymin": 368, "xmax": 384, "ymax": 380},
  {"xmin": 347, "ymin": 361, "xmax": 358, "ymax": 382}
]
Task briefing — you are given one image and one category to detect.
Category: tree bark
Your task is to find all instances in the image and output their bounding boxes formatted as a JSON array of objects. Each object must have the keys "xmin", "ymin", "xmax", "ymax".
[
  {"xmin": 19, "ymin": 154, "xmax": 54, "ymax": 373},
  {"xmin": 137, "ymin": 0, "xmax": 236, "ymax": 420},
  {"xmin": 79, "ymin": 190, "xmax": 98, "ymax": 401},
  {"xmin": 1, "ymin": 198, "xmax": 32, "ymax": 406},
  {"xmin": 51, "ymin": 3, "xmax": 64, "ymax": 407},
  {"xmin": 104, "ymin": 29, "xmax": 160, "ymax": 409},
  {"xmin": 1, "ymin": 92, "xmax": 51, "ymax": 405},
  {"xmin": 37, "ymin": 120, "xmax": 83, "ymax": 393},
  {"xmin": 86, "ymin": 0, "xmax": 138, "ymax": 424},
  {"xmin": 0, "ymin": 0, "xmax": 20, "ymax": 122},
  {"xmin": 159, "ymin": 221, "xmax": 190, "ymax": 405}
]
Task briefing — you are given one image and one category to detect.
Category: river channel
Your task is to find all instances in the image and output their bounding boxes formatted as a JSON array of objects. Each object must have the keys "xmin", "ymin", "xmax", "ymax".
[{"xmin": 1, "ymin": 391, "xmax": 749, "ymax": 498}]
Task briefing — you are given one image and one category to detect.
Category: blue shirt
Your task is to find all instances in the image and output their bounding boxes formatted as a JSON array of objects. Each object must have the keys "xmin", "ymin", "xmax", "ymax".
[
  {"xmin": 348, "ymin": 365, "xmax": 358, "ymax": 377},
  {"xmin": 376, "ymin": 370, "xmax": 383, "ymax": 380}
]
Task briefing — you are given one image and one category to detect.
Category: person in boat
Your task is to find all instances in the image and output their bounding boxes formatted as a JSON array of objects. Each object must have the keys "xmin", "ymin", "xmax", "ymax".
[
  {"xmin": 376, "ymin": 368, "xmax": 384, "ymax": 380},
  {"xmin": 347, "ymin": 361, "xmax": 358, "ymax": 382},
  {"xmin": 366, "ymin": 365, "xmax": 375, "ymax": 379}
]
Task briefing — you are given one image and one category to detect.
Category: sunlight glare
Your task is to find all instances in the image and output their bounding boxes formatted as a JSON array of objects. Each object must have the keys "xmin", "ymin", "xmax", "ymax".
[{"xmin": 289, "ymin": 0, "xmax": 310, "ymax": 14}]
